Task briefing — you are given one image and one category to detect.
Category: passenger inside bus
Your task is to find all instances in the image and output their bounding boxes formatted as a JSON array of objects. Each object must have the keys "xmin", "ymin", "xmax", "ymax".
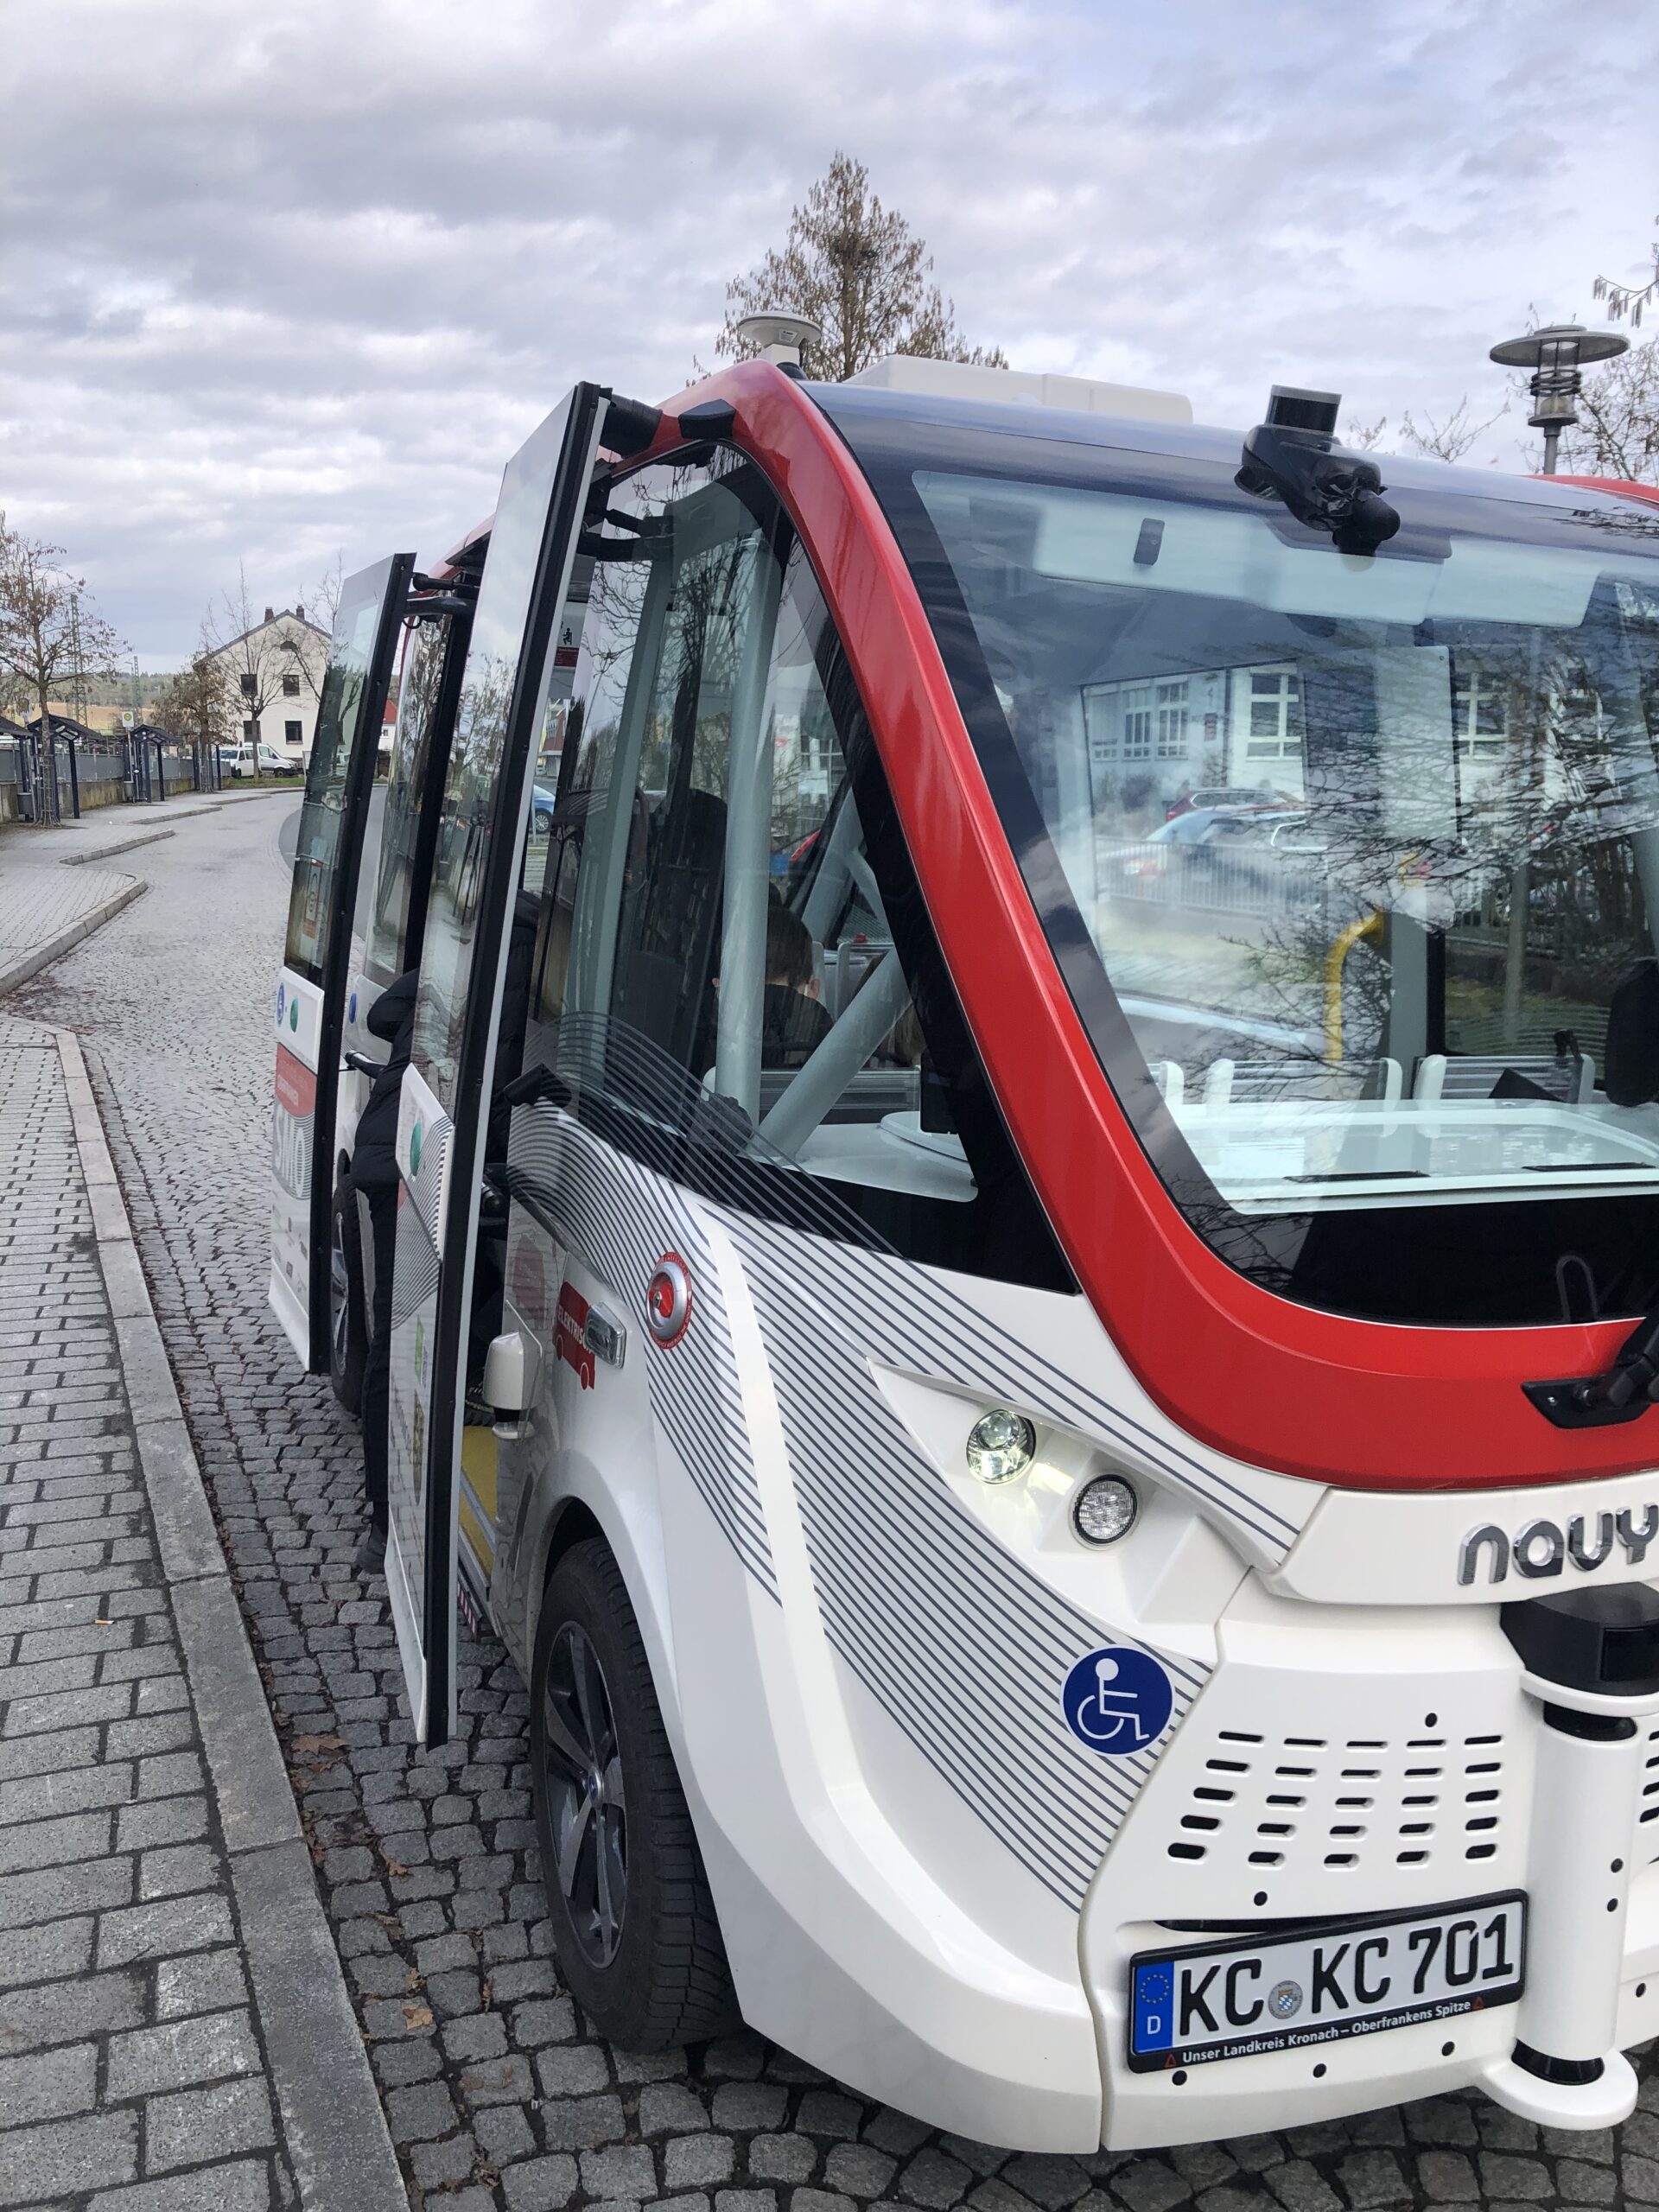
[{"xmin": 760, "ymin": 901, "xmax": 830, "ymax": 1069}]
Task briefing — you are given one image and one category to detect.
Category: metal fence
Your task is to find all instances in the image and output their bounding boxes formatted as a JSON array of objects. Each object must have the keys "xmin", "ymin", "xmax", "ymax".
[
  {"xmin": 1100, "ymin": 838, "xmax": 1330, "ymax": 925},
  {"xmin": 0, "ymin": 725, "xmax": 225, "ymax": 823}
]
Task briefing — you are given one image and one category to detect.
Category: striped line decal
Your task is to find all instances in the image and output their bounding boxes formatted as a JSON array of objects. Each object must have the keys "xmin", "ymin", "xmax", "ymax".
[
  {"xmin": 724, "ymin": 1205, "xmax": 1207, "ymax": 1907},
  {"xmin": 750, "ymin": 1212, "xmax": 1299, "ymax": 1558},
  {"xmin": 389, "ymin": 1188, "xmax": 441, "ymax": 1333},
  {"xmin": 505, "ymin": 1109, "xmax": 776, "ymax": 1599}
]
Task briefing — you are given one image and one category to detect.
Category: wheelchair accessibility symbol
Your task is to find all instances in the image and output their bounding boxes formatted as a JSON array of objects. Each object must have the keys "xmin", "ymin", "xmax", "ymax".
[{"xmin": 1061, "ymin": 1645, "xmax": 1173, "ymax": 1757}]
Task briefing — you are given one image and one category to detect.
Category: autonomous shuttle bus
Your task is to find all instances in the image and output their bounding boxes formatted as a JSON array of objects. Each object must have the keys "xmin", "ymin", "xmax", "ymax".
[{"xmin": 274, "ymin": 351, "xmax": 1659, "ymax": 2149}]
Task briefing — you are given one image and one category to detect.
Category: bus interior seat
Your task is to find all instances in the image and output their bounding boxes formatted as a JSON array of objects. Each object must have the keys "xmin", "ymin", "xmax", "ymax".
[
  {"xmin": 1202, "ymin": 1057, "xmax": 1404, "ymax": 1107},
  {"xmin": 1414, "ymin": 1051, "xmax": 1594, "ymax": 1104}
]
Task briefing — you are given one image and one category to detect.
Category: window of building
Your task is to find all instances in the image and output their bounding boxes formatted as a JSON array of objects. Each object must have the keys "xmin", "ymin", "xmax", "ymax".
[
  {"xmin": 1243, "ymin": 668, "xmax": 1302, "ymax": 759},
  {"xmin": 242, "ymin": 720, "xmax": 254, "ymax": 741},
  {"xmin": 1452, "ymin": 666, "xmax": 1507, "ymax": 757},
  {"xmin": 284, "ymin": 720, "xmax": 302, "ymax": 744},
  {"xmin": 1155, "ymin": 679, "xmax": 1188, "ymax": 758},
  {"xmin": 283, "ymin": 673, "xmax": 302, "ymax": 697},
  {"xmin": 239, "ymin": 672, "xmax": 257, "ymax": 701},
  {"xmin": 1122, "ymin": 686, "xmax": 1153, "ymax": 760}
]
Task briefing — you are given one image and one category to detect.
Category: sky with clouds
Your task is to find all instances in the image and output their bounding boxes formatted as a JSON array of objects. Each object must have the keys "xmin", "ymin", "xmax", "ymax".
[{"xmin": 5, "ymin": 0, "xmax": 1658, "ymax": 665}]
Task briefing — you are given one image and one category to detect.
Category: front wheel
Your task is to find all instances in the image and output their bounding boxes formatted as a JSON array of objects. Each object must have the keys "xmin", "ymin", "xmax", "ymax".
[
  {"xmin": 530, "ymin": 1538, "xmax": 739, "ymax": 2047},
  {"xmin": 328, "ymin": 1179, "xmax": 367, "ymax": 1416}
]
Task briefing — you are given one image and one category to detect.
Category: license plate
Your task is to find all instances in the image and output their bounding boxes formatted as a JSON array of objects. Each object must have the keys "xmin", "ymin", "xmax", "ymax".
[{"xmin": 1127, "ymin": 1891, "xmax": 1525, "ymax": 2072}]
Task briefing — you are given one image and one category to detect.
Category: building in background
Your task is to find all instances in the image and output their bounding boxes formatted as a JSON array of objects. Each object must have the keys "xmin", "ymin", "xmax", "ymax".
[{"xmin": 206, "ymin": 605, "xmax": 330, "ymax": 766}]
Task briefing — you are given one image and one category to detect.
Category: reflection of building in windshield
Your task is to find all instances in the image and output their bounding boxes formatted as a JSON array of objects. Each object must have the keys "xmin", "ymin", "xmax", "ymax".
[
  {"xmin": 898, "ymin": 461, "xmax": 1659, "ymax": 1318},
  {"xmin": 1084, "ymin": 663, "xmax": 1305, "ymax": 809}
]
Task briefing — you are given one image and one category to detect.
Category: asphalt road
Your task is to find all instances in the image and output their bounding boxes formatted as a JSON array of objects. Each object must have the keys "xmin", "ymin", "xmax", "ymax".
[{"xmin": 11, "ymin": 799, "xmax": 1659, "ymax": 2212}]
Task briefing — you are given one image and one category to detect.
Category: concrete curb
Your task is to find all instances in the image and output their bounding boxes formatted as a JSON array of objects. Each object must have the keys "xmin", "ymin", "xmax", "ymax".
[
  {"xmin": 60, "ymin": 826, "xmax": 175, "ymax": 864},
  {"xmin": 0, "ymin": 875, "xmax": 145, "ymax": 997},
  {"xmin": 54, "ymin": 1027, "xmax": 410, "ymax": 2212}
]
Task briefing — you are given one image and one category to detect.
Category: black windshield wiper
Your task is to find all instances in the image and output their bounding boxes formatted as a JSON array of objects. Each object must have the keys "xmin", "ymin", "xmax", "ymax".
[
  {"xmin": 1285, "ymin": 1168, "xmax": 1427, "ymax": 1184},
  {"xmin": 1523, "ymin": 1160, "xmax": 1657, "ymax": 1172}
]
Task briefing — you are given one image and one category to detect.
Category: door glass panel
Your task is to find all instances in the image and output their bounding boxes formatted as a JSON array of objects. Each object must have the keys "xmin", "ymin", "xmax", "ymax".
[
  {"xmin": 386, "ymin": 385, "xmax": 603, "ymax": 1746},
  {"xmin": 366, "ymin": 613, "xmax": 452, "ymax": 986},
  {"xmin": 412, "ymin": 408, "xmax": 579, "ymax": 1109},
  {"xmin": 283, "ymin": 560, "xmax": 398, "ymax": 984}
]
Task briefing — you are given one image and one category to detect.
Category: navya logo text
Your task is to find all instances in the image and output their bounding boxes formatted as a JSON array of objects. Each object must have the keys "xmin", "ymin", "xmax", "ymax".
[
  {"xmin": 1459, "ymin": 1505, "xmax": 1659, "ymax": 1586},
  {"xmin": 1061, "ymin": 1646, "xmax": 1173, "ymax": 1757}
]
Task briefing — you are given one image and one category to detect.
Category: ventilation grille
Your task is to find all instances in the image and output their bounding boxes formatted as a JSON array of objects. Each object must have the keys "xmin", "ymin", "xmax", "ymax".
[
  {"xmin": 1639, "ymin": 1719, "xmax": 1659, "ymax": 1862},
  {"xmin": 1165, "ymin": 1727, "xmax": 1505, "ymax": 1876}
]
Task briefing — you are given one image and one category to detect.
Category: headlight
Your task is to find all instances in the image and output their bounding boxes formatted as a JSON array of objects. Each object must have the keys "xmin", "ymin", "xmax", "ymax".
[
  {"xmin": 1073, "ymin": 1473, "xmax": 1138, "ymax": 1545},
  {"xmin": 965, "ymin": 1408, "xmax": 1036, "ymax": 1485}
]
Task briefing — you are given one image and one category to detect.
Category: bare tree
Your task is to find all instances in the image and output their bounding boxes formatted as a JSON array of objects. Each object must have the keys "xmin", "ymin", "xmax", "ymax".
[
  {"xmin": 1594, "ymin": 225, "xmax": 1659, "ymax": 327},
  {"xmin": 0, "ymin": 513, "xmax": 127, "ymax": 820},
  {"xmin": 154, "ymin": 641, "xmax": 233, "ymax": 757},
  {"xmin": 291, "ymin": 552, "xmax": 346, "ymax": 709},
  {"xmin": 1555, "ymin": 340, "xmax": 1659, "ymax": 483},
  {"xmin": 1341, "ymin": 400, "xmax": 1504, "ymax": 464},
  {"xmin": 1398, "ymin": 397, "xmax": 1506, "ymax": 463},
  {"xmin": 305, "ymin": 552, "xmax": 346, "ymax": 639},
  {"xmin": 717, "ymin": 152, "xmax": 1007, "ymax": 383}
]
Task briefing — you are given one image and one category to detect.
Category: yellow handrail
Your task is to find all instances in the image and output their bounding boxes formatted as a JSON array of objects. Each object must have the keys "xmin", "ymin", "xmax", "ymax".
[{"xmin": 1323, "ymin": 911, "xmax": 1382, "ymax": 1063}]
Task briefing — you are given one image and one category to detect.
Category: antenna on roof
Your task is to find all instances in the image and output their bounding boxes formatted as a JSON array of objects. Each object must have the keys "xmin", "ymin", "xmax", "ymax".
[{"xmin": 735, "ymin": 311, "xmax": 823, "ymax": 372}]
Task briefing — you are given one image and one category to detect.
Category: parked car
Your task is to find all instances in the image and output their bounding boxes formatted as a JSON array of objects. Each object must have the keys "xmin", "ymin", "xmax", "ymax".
[
  {"xmin": 1165, "ymin": 783, "xmax": 1292, "ymax": 820},
  {"xmin": 225, "ymin": 740, "xmax": 291, "ymax": 779}
]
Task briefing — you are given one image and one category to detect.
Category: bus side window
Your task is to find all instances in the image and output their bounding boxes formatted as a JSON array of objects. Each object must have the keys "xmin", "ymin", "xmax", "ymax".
[{"xmin": 525, "ymin": 450, "xmax": 1070, "ymax": 1293}]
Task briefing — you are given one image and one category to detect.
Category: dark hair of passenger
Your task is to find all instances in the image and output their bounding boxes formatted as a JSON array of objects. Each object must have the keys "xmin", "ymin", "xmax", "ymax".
[{"xmin": 766, "ymin": 904, "xmax": 815, "ymax": 994}]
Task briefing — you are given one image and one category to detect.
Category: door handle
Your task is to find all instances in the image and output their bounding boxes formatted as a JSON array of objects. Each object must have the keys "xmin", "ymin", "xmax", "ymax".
[{"xmin": 582, "ymin": 1307, "xmax": 626, "ymax": 1370}]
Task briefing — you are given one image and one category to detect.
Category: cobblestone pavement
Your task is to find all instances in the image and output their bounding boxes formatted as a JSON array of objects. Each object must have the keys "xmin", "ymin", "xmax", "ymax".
[
  {"xmin": 15, "ymin": 801, "xmax": 1659, "ymax": 2211},
  {"xmin": 0, "ymin": 860, "xmax": 137, "ymax": 977},
  {"xmin": 0, "ymin": 1013, "xmax": 292, "ymax": 2209}
]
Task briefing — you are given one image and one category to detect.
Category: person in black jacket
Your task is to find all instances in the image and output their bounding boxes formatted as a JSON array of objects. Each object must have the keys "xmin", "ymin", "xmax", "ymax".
[{"xmin": 348, "ymin": 969, "xmax": 417, "ymax": 1575}]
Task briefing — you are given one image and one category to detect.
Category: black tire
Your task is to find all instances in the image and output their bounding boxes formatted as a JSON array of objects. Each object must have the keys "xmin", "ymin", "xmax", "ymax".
[
  {"xmin": 328, "ymin": 1178, "xmax": 367, "ymax": 1417},
  {"xmin": 531, "ymin": 1538, "xmax": 739, "ymax": 2047}
]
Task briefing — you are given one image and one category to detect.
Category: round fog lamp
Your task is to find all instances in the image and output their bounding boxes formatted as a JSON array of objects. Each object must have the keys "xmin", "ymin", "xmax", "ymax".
[
  {"xmin": 1073, "ymin": 1474, "xmax": 1138, "ymax": 1545},
  {"xmin": 965, "ymin": 1408, "xmax": 1035, "ymax": 1485}
]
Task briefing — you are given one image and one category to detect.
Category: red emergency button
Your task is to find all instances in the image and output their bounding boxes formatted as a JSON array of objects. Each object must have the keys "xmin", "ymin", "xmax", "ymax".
[{"xmin": 646, "ymin": 1254, "xmax": 692, "ymax": 1349}]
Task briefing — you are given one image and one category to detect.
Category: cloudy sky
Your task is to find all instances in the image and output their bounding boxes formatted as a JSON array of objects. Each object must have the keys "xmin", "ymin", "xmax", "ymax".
[{"xmin": 6, "ymin": 0, "xmax": 1658, "ymax": 666}]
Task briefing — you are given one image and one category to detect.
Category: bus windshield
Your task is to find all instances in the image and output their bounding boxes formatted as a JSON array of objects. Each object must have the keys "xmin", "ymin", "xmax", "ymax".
[{"xmin": 867, "ymin": 430, "xmax": 1659, "ymax": 1325}]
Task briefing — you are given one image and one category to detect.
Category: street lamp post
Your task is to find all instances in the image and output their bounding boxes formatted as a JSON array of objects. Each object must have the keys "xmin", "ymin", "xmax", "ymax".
[{"xmin": 1489, "ymin": 323, "xmax": 1629, "ymax": 474}]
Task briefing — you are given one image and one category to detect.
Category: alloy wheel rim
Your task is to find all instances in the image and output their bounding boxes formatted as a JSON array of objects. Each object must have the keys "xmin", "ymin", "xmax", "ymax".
[
  {"xmin": 542, "ymin": 1623, "xmax": 627, "ymax": 1966},
  {"xmin": 328, "ymin": 1213, "xmax": 350, "ymax": 1370}
]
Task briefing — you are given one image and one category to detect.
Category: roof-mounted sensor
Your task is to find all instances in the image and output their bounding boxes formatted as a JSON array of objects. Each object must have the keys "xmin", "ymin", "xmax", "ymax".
[{"xmin": 1236, "ymin": 384, "xmax": 1401, "ymax": 555}]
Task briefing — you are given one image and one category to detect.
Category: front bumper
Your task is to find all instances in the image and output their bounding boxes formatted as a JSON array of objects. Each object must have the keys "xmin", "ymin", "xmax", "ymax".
[{"xmin": 1081, "ymin": 1579, "xmax": 1659, "ymax": 2147}]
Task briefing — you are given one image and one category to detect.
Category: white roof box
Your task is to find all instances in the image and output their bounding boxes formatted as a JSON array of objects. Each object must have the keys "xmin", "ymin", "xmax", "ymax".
[{"xmin": 844, "ymin": 353, "xmax": 1192, "ymax": 424}]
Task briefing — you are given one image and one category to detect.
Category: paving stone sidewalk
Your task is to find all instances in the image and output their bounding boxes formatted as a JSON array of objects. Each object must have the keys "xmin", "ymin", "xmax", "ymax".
[{"xmin": 0, "ymin": 1012, "xmax": 404, "ymax": 2210}]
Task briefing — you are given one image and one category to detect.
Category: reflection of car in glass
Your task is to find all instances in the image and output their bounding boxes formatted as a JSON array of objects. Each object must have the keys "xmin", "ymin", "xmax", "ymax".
[
  {"xmin": 529, "ymin": 782, "xmax": 556, "ymax": 837},
  {"xmin": 1107, "ymin": 805, "xmax": 1270, "ymax": 883},
  {"xmin": 1166, "ymin": 783, "xmax": 1290, "ymax": 819},
  {"xmin": 270, "ymin": 351, "xmax": 1659, "ymax": 2158}
]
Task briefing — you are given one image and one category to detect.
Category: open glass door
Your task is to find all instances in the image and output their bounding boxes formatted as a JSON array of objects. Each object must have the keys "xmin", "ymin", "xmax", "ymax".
[
  {"xmin": 269, "ymin": 550, "xmax": 415, "ymax": 1367},
  {"xmin": 385, "ymin": 386, "xmax": 606, "ymax": 1745}
]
